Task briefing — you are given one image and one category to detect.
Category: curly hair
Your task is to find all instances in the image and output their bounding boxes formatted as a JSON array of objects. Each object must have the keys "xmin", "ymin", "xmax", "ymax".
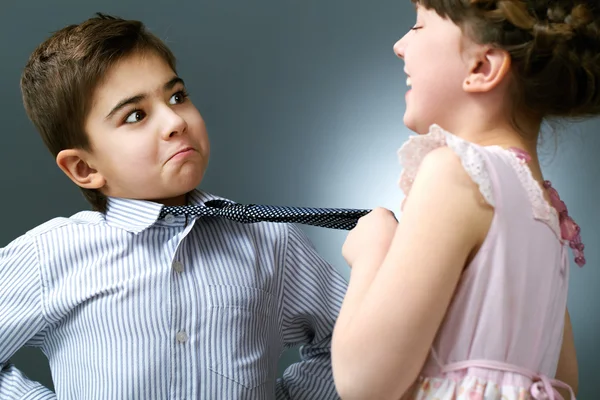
[{"xmin": 414, "ymin": 0, "xmax": 600, "ymax": 121}]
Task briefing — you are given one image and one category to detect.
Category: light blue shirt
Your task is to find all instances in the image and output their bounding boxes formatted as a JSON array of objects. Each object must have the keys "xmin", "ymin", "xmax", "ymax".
[{"xmin": 0, "ymin": 189, "xmax": 346, "ymax": 399}]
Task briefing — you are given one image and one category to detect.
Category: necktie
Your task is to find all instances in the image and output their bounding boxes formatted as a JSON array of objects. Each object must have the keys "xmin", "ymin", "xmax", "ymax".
[{"xmin": 159, "ymin": 199, "xmax": 371, "ymax": 230}]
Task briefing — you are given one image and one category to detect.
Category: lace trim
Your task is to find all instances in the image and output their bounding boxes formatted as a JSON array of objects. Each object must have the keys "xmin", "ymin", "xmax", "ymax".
[
  {"xmin": 500, "ymin": 149, "xmax": 562, "ymax": 241},
  {"xmin": 397, "ymin": 124, "xmax": 563, "ymax": 241},
  {"xmin": 397, "ymin": 124, "xmax": 495, "ymax": 207}
]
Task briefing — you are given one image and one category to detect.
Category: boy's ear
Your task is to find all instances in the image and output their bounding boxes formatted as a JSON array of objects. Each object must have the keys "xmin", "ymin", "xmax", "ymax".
[
  {"xmin": 463, "ymin": 46, "xmax": 511, "ymax": 93},
  {"xmin": 56, "ymin": 149, "xmax": 106, "ymax": 190}
]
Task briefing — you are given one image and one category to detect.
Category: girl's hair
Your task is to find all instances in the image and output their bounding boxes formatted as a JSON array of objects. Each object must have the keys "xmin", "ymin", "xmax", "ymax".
[{"xmin": 415, "ymin": 0, "xmax": 600, "ymax": 122}]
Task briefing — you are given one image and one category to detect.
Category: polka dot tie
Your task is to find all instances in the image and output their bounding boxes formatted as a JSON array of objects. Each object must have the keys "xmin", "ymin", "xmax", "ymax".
[{"xmin": 159, "ymin": 199, "xmax": 371, "ymax": 230}]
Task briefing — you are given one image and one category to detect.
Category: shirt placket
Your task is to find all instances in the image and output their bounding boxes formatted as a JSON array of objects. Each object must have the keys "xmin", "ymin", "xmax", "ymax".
[{"xmin": 167, "ymin": 215, "xmax": 198, "ymax": 399}]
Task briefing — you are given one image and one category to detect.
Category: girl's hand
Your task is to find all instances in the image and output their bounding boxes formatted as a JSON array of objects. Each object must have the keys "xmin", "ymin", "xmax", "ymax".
[{"xmin": 342, "ymin": 207, "xmax": 398, "ymax": 268}]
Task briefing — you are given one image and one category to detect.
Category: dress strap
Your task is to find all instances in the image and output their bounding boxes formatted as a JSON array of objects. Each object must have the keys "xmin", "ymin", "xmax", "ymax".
[
  {"xmin": 509, "ymin": 147, "xmax": 586, "ymax": 267},
  {"xmin": 441, "ymin": 359, "xmax": 575, "ymax": 400}
]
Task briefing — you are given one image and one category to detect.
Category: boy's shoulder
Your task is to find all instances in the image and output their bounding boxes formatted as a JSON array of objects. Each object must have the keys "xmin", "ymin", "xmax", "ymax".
[{"xmin": 25, "ymin": 210, "xmax": 104, "ymax": 238}]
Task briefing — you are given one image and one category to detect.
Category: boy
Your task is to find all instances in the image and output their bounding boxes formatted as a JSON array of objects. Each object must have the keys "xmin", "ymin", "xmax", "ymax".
[{"xmin": 0, "ymin": 13, "xmax": 346, "ymax": 399}]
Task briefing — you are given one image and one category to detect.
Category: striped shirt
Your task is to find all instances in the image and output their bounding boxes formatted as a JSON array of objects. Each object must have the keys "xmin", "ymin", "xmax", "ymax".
[{"xmin": 0, "ymin": 189, "xmax": 347, "ymax": 399}]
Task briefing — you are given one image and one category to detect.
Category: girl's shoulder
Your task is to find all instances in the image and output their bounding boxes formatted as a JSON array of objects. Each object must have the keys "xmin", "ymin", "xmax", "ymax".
[{"xmin": 398, "ymin": 124, "xmax": 496, "ymax": 208}]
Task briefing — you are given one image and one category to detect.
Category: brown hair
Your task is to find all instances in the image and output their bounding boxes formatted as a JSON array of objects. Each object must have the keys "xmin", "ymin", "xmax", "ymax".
[
  {"xmin": 21, "ymin": 13, "xmax": 177, "ymax": 212},
  {"xmin": 414, "ymin": 0, "xmax": 600, "ymax": 127}
]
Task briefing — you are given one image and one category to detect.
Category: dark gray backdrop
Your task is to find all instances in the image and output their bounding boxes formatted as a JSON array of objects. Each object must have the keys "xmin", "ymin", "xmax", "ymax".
[{"xmin": 1, "ymin": 0, "xmax": 598, "ymax": 398}]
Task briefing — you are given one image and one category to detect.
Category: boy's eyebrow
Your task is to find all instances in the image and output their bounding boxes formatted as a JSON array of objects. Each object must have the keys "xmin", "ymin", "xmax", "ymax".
[{"xmin": 105, "ymin": 76, "xmax": 186, "ymax": 120}]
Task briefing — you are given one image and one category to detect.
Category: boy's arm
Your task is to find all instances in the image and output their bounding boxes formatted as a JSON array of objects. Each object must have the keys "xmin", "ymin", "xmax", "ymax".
[
  {"xmin": 0, "ymin": 235, "xmax": 55, "ymax": 399},
  {"xmin": 275, "ymin": 224, "xmax": 346, "ymax": 400}
]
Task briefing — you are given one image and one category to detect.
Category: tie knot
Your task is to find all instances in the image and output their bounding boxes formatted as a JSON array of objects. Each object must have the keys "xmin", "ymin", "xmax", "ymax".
[
  {"xmin": 159, "ymin": 200, "xmax": 258, "ymax": 223},
  {"xmin": 159, "ymin": 203, "xmax": 219, "ymax": 219},
  {"xmin": 205, "ymin": 200, "xmax": 261, "ymax": 223}
]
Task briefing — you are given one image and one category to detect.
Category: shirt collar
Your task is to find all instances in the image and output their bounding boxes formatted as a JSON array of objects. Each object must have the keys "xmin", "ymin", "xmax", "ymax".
[{"xmin": 104, "ymin": 189, "xmax": 227, "ymax": 233}]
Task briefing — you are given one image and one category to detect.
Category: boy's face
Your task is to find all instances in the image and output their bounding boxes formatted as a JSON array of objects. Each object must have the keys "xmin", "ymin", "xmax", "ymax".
[{"xmin": 59, "ymin": 51, "xmax": 210, "ymax": 206}]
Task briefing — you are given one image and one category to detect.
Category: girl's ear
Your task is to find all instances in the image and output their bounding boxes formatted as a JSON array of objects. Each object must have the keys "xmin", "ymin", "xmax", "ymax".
[{"xmin": 463, "ymin": 46, "xmax": 511, "ymax": 93}]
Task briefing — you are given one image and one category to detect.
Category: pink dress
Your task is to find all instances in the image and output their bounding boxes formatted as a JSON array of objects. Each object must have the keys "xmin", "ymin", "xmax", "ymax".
[{"xmin": 397, "ymin": 125, "xmax": 581, "ymax": 400}]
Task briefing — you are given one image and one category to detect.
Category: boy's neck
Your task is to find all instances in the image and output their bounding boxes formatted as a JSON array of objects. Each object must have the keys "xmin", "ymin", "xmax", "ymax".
[
  {"xmin": 108, "ymin": 192, "xmax": 189, "ymax": 207},
  {"xmin": 154, "ymin": 193, "xmax": 188, "ymax": 207}
]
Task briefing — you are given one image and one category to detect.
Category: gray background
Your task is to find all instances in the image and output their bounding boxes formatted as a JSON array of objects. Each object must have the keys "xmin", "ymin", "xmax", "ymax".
[{"xmin": 1, "ymin": 0, "xmax": 598, "ymax": 398}]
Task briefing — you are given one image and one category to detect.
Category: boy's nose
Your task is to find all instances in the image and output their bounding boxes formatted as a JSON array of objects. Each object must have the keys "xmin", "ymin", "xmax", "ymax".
[{"xmin": 162, "ymin": 108, "xmax": 188, "ymax": 139}]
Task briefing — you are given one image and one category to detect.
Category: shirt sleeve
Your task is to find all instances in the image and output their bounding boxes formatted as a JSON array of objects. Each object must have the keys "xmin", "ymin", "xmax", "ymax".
[
  {"xmin": 275, "ymin": 224, "xmax": 347, "ymax": 400},
  {"xmin": 0, "ymin": 234, "xmax": 55, "ymax": 399}
]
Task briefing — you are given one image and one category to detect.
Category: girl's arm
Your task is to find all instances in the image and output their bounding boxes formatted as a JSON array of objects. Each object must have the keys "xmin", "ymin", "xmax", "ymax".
[{"xmin": 332, "ymin": 147, "xmax": 493, "ymax": 400}]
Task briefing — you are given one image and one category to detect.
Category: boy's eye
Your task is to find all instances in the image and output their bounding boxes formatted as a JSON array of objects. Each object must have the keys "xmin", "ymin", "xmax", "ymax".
[
  {"xmin": 411, "ymin": 26, "xmax": 423, "ymax": 31},
  {"xmin": 124, "ymin": 110, "xmax": 146, "ymax": 124},
  {"xmin": 169, "ymin": 90, "xmax": 188, "ymax": 105}
]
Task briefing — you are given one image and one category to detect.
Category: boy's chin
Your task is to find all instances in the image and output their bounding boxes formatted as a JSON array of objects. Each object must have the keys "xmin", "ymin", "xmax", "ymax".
[
  {"xmin": 128, "ymin": 181, "xmax": 204, "ymax": 206},
  {"xmin": 162, "ymin": 181, "xmax": 203, "ymax": 202}
]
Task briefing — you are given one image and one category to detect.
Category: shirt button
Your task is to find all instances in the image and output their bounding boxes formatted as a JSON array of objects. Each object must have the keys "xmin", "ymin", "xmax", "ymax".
[
  {"xmin": 176, "ymin": 331, "xmax": 188, "ymax": 343},
  {"xmin": 164, "ymin": 214, "xmax": 175, "ymax": 223},
  {"xmin": 172, "ymin": 261, "xmax": 184, "ymax": 273}
]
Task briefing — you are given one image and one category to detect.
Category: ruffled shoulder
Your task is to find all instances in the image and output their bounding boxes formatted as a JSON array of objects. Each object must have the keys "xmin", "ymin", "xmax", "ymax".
[{"xmin": 397, "ymin": 124, "xmax": 495, "ymax": 206}]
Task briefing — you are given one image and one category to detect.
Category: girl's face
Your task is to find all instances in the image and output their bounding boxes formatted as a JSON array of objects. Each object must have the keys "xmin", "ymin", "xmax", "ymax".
[{"xmin": 393, "ymin": 6, "xmax": 474, "ymax": 135}]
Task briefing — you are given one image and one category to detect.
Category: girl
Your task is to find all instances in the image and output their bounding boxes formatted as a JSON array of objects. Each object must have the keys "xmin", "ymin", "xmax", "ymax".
[{"xmin": 331, "ymin": 0, "xmax": 597, "ymax": 399}]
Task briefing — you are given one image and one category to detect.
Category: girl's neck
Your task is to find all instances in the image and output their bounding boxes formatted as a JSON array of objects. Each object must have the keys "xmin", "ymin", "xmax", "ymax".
[
  {"xmin": 448, "ymin": 117, "xmax": 545, "ymax": 181},
  {"xmin": 449, "ymin": 114, "xmax": 539, "ymax": 154},
  {"xmin": 442, "ymin": 97, "xmax": 542, "ymax": 152}
]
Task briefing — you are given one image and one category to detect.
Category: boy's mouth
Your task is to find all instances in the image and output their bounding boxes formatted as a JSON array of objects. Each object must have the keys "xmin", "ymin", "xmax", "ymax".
[{"xmin": 167, "ymin": 146, "xmax": 196, "ymax": 162}]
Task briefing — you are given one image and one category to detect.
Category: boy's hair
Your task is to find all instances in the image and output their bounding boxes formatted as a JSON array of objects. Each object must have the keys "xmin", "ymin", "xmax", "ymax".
[
  {"xmin": 21, "ymin": 13, "xmax": 177, "ymax": 212},
  {"xmin": 414, "ymin": 0, "xmax": 600, "ymax": 128}
]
